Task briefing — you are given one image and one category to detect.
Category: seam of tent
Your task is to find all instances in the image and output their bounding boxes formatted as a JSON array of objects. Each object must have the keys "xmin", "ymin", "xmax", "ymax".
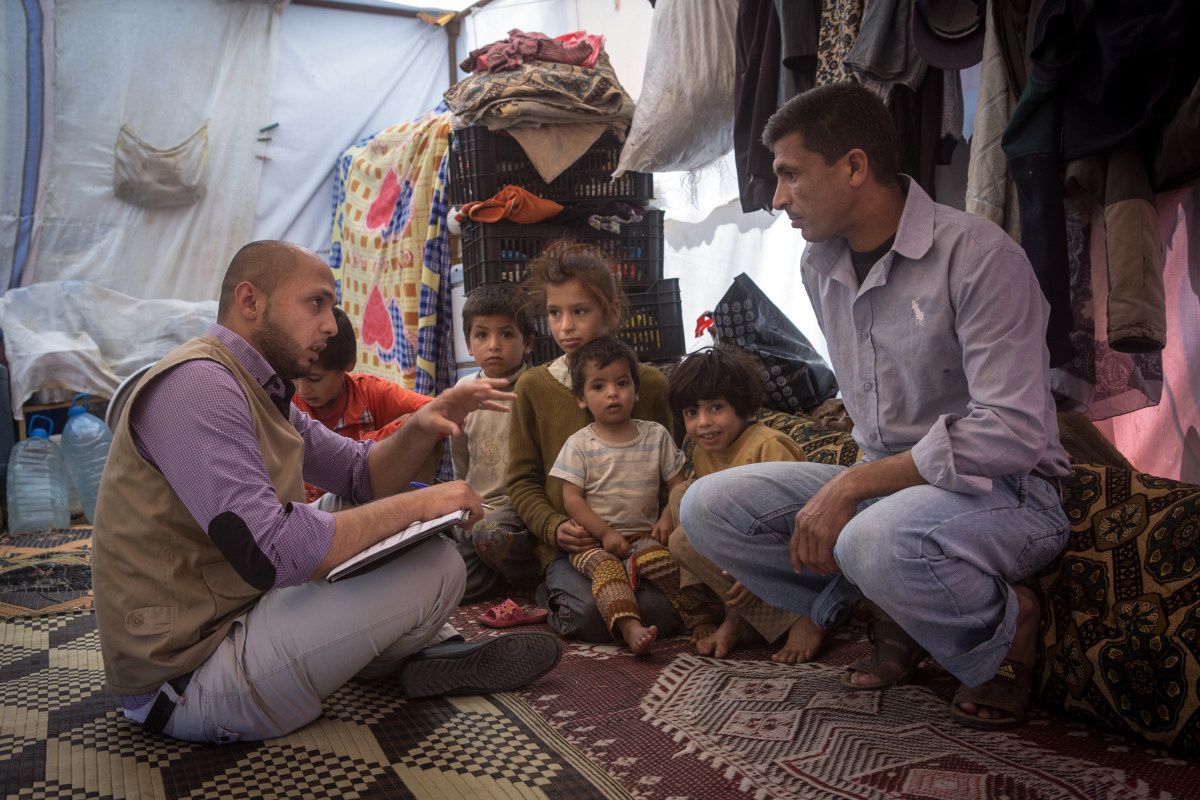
[{"xmin": 10, "ymin": 0, "xmax": 44, "ymax": 290}]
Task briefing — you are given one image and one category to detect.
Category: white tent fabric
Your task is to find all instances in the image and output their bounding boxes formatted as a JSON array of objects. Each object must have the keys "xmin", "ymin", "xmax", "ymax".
[
  {"xmin": 251, "ymin": 3, "xmax": 449, "ymax": 255},
  {"xmin": 657, "ymin": 155, "xmax": 830, "ymax": 363},
  {"xmin": 0, "ymin": 281, "xmax": 216, "ymax": 420},
  {"xmin": 1, "ymin": 0, "xmax": 53, "ymax": 293},
  {"xmin": 18, "ymin": 0, "xmax": 282, "ymax": 301}
]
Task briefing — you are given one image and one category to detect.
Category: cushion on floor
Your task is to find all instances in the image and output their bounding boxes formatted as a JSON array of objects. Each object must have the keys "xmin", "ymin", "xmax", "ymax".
[{"xmin": 1035, "ymin": 463, "xmax": 1200, "ymax": 755}]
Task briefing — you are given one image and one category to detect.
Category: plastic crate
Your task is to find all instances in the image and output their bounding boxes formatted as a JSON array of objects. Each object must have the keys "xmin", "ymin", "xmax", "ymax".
[
  {"xmin": 448, "ymin": 126, "xmax": 653, "ymax": 206},
  {"xmin": 531, "ymin": 279, "xmax": 685, "ymax": 365},
  {"xmin": 461, "ymin": 210, "xmax": 664, "ymax": 294}
]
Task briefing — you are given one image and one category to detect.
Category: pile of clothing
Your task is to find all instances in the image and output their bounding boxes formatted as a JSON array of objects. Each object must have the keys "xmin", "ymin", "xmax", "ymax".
[{"xmin": 444, "ymin": 29, "xmax": 634, "ymax": 183}]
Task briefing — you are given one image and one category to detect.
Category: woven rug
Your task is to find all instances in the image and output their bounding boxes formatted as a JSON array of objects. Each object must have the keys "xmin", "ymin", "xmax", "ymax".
[
  {"xmin": 0, "ymin": 529, "xmax": 94, "ymax": 618},
  {"xmin": 2, "ymin": 548, "xmax": 1197, "ymax": 799},
  {"xmin": 491, "ymin": 623, "xmax": 1199, "ymax": 800},
  {"xmin": 0, "ymin": 609, "xmax": 631, "ymax": 800}
]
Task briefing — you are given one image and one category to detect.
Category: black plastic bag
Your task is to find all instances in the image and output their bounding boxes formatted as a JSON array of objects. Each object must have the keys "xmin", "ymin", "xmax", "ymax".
[{"xmin": 709, "ymin": 273, "xmax": 838, "ymax": 413}]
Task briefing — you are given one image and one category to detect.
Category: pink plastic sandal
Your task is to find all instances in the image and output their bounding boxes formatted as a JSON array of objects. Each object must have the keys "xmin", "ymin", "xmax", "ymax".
[{"xmin": 479, "ymin": 598, "xmax": 549, "ymax": 629}]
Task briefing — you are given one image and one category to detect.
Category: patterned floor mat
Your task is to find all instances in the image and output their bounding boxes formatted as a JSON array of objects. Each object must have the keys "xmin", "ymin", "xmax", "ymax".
[
  {"xmin": 0, "ymin": 529, "xmax": 94, "ymax": 618},
  {"xmin": 502, "ymin": 625, "xmax": 1198, "ymax": 800},
  {"xmin": 0, "ymin": 610, "xmax": 631, "ymax": 800},
  {"xmin": 3, "ymin": 544, "xmax": 1197, "ymax": 799}
]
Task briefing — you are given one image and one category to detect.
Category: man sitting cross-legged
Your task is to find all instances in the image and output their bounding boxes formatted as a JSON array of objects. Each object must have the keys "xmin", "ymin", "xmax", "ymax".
[{"xmin": 92, "ymin": 240, "xmax": 560, "ymax": 743}]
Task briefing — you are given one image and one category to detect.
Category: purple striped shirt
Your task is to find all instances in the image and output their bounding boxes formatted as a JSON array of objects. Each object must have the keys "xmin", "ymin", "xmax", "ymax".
[{"xmin": 130, "ymin": 324, "xmax": 374, "ymax": 588}]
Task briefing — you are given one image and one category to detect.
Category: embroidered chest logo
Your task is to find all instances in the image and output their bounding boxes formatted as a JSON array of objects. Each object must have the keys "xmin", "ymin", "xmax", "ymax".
[{"xmin": 911, "ymin": 299, "xmax": 925, "ymax": 326}]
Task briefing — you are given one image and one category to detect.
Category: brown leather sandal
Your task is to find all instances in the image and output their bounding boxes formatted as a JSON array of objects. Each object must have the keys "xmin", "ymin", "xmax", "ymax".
[
  {"xmin": 949, "ymin": 659, "xmax": 1034, "ymax": 729},
  {"xmin": 840, "ymin": 609, "xmax": 927, "ymax": 691}
]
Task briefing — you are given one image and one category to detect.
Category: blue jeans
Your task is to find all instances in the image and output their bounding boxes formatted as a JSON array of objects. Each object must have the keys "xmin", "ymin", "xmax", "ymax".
[{"xmin": 680, "ymin": 461, "xmax": 1069, "ymax": 687}]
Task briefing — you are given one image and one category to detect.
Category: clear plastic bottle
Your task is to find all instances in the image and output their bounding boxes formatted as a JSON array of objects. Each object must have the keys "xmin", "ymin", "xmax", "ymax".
[
  {"xmin": 60, "ymin": 395, "xmax": 114, "ymax": 524},
  {"xmin": 6, "ymin": 415, "xmax": 71, "ymax": 534}
]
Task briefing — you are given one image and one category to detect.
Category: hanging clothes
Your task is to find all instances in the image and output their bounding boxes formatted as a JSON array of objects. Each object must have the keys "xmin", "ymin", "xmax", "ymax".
[
  {"xmin": 1003, "ymin": 0, "xmax": 1193, "ymax": 363},
  {"xmin": 777, "ymin": 0, "xmax": 820, "ymax": 97},
  {"xmin": 814, "ymin": 0, "xmax": 864, "ymax": 87},
  {"xmin": 329, "ymin": 109, "xmax": 455, "ymax": 396},
  {"xmin": 965, "ymin": 0, "xmax": 1022, "ymax": 240},
  {"xmin": 733, "ymin": 0, "xmax": 821, "ymax": 213},
  {"xmin": 844, "ymin": 0, "xmax": 927, "ymax": 102},
  {"xmin": 1152, "ymin": 81, "xmax": 1200, "ymax": 193},
  {"xmin": 889, "ymin": 66, "xmax": 946, "ymax": 197},
  {"xmin": 1065, "ymin": 146, "xmax": 1166, "ymax": 353},
  {"xmin": 1051, "ymin": 193, "xmax": 1163, "ymax": 421},
  {"xmin": 734, "ymin": 0, "xmax": 786, "ymax": 213}
]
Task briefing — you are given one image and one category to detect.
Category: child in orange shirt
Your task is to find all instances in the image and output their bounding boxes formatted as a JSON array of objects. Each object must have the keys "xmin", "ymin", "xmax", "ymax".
[{"xmin": 294, "ymin": 307, "xmax": 432, "ymax": 499}]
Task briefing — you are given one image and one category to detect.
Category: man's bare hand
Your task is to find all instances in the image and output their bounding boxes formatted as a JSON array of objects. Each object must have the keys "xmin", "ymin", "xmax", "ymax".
[
  {"xmin": 411, "ymin": 481, "xmax": 485, "ymax": 529},
  {"xmin": 791, "ymin": 478, "xmax": 856, "ymax": 575},
  {"xmin": 556, "ymin": 519, "xmax": 598, "ymax": 553},
  {"xmin": 414, "ymin": 378, "xmax": 517, "ymax": 438}
]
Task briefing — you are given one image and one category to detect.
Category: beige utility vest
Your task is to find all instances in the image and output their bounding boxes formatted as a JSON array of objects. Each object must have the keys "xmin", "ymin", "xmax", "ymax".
[{"xmin": 92, "ymin": 336, "xmax": 306, "ymax": 695}]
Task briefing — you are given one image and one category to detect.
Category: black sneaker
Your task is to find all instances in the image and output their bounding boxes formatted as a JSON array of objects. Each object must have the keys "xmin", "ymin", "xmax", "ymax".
[{"xmin": 398, "ymin": 632, "xmax": 561, "ymax": 698}]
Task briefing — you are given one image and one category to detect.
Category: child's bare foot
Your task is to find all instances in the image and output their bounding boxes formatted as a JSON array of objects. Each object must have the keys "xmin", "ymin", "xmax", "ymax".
[
  {"xmin": 696, "ymin": 613, "xmax": 744, "ymax": 658},
  {"xmin": 771, "ymin": 616, "xmax": 825, "ymax": 664},
  {"xmin": 690, "ymin": 622, "xmax": 718, "ymax": 645},
  {"xmin": 616, "ymin": 619, "xmax": 659, "ymax": 655}
]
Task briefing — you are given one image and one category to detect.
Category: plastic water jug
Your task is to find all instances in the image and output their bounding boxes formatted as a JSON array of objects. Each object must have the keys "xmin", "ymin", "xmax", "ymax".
[
  {"xmin": 61, "ymin": 395, "xmax": 114, "ymax": 524},
  {"xmin": 6, "ymin": 415, "xmax": 71, "ymax": 533}
]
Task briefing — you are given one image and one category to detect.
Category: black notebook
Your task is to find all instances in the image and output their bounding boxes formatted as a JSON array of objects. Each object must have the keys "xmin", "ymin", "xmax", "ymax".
[{"xmin": 326, "ymin": 509, "xmax": 468, "ymax": 583}]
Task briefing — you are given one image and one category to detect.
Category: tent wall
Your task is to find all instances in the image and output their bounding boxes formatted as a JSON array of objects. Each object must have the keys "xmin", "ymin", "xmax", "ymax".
[
  {"xmin": 13, "ymin": 0, "xmax": 282, "ymax": 301},
  {"xmin": 251, "ymin": 3, "xmax": 448, "ymax": 256},
  {"xmin": 2, "ymin": 0, "xmax": 52, "ymax": 293}
]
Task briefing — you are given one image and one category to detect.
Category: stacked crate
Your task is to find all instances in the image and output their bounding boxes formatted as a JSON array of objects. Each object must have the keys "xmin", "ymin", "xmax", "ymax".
[{"xmin": 449, "ymin": 126, "xmax": 685, "ymax": 365}]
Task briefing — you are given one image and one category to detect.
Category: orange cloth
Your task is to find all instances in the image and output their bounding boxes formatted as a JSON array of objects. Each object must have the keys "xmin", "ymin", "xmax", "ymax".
[{"xmin": 459, "ymin": 184, "xmax": 563, "ymax": 223}]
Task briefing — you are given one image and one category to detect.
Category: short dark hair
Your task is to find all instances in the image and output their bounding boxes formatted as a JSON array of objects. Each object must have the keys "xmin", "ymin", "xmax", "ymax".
[
  {"xmin": 217, "ymin": 240, "xmax": 297, "ymax": 320},
  {"xmin": 525, "ymin": 240, "xmax": 626, "ymax": 329},
  {"xmin": 461, "ymin": 282, "xmax": 535, "ymax": 340},
  {"xmin": 569, "ymin": 337, "xmax": 640, "ymax": 397},
  {"xmin": 761, "ymin": 82, "xmax": 899, "ymax": 185},
  {"xmin": 315, "ymin": 306, "xmax": 357, "ymax": 371},
  {"xmin": 669, "ymin": 345, "xmax": 765, "ymax": 418}
]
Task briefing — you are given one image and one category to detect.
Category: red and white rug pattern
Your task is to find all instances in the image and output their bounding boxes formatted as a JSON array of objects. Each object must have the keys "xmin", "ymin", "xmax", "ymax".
[{"xmin": 640, "ymin": 653, "xmax": 1175, "ymax": 800}]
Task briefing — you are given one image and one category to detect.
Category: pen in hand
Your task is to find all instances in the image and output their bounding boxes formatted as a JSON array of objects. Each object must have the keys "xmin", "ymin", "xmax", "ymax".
[{"xmin": 409, "ymin": 482, "xmax": 494, "ymax": 511}]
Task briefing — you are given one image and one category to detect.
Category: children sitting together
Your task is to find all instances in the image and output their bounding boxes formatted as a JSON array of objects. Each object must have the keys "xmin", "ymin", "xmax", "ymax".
[{"xmin": 295, "ymin": 241, "xmax": 823, "ymax": 659}]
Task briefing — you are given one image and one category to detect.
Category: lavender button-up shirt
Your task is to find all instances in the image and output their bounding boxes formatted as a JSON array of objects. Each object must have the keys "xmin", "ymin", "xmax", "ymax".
[
  {"xmin": 801, "ymin": 178, "xmax": 1070, "ymax": 494},
  {"xmin": 130, "ymin": 324, "xmax": 374, "ymax": 589}
]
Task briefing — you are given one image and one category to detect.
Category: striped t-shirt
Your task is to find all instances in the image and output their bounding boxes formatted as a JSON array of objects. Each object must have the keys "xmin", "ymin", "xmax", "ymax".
[{"xmin": 550, "ymin": 420, "xmax": 684, "ymax": 536}]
